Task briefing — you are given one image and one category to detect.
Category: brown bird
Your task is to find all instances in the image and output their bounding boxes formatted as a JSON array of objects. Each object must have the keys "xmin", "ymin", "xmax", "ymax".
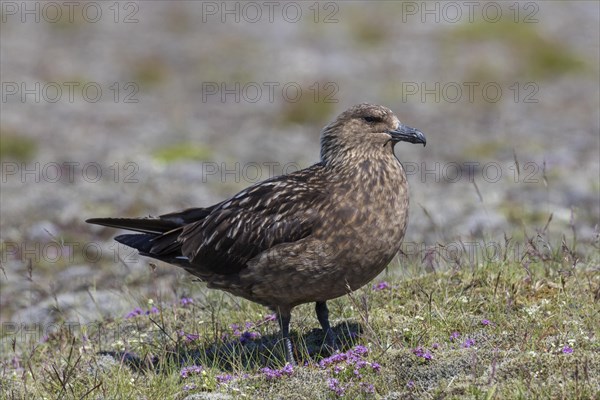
[{"xmin": 87, "ymin": 103, "xmax": 426, "ymax": 363}]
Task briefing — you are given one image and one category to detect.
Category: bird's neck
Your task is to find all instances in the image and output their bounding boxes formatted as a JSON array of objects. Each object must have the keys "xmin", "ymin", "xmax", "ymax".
[{"xmin": 322, "ymin": 142, "xmax": 404, "ymax": 183}]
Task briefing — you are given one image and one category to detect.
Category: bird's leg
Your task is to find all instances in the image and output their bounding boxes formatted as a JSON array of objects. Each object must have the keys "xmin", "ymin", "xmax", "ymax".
[
  {"xmin": 277, "ymin": 308, "xmax": 295, "ymax": 365},
  {"xmin": 315, "ymin": 301, "xmax": 338, "ymax": 351}
]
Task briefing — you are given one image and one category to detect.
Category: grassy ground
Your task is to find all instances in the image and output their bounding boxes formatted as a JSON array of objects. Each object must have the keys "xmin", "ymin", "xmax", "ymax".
[{"xmin": 1, "ymin": 227, "xmax": 598, "ymax": 399}]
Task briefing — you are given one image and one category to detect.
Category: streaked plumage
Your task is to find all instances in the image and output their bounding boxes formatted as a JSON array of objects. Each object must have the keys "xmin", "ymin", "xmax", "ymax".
[{"xmin": 87, "ymin": 103, "xmax": 426, "ymax": 363}]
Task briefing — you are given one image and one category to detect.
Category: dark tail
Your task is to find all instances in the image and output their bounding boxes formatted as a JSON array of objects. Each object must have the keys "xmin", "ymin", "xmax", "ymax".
[
  {"xmin": 86, "ymin": 216, "xmax": 193, "ymax": 266},
  {"xmin": 85, "ymin": 209, "xmax": 208, "ymax": 267},
  {"xmin": 86, "ymin": 206, "xmax": 215, "ymax": 234},
  {"xmin": 87, "ymin": 207, "xmax": 216, "ymax": 267},
  {"xmin": 85, "ymin": 217, "xmax": 181, "ymax": 235},
  {"xmin": 114, "ymin": 232, "xmax": 157, "ymax": 254}
]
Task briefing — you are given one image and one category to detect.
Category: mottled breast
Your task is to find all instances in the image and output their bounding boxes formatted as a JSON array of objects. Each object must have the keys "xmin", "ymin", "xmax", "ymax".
[{"xmin": 317, "ymin": 152, "xmax": 409, "ymax": 289}]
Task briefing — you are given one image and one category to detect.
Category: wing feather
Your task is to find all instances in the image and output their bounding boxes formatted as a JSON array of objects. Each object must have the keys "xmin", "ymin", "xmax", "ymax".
[{"xmin": 180, "ymin": 165, "xmax": 327, "ymax": 274}]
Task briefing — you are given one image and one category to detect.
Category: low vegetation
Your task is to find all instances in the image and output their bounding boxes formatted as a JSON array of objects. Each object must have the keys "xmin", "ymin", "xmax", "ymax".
[{"xmin": 1, "ymin": 224, "xmax": 598, "ymax": 399}]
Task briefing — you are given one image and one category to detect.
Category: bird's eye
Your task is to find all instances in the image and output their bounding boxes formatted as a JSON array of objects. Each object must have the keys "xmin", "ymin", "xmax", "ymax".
[{"xmin": 363, "ymin": 116, "xmax": 379, "ymax": 123}]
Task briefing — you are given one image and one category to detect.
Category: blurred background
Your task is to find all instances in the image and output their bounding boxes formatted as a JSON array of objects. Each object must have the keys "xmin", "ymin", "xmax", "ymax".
[{"xmin": 1, "ymin": 1, "xmax": 598, "ymax": 325}]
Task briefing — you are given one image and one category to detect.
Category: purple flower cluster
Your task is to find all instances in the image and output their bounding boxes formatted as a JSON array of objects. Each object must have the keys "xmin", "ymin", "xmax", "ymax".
[
  {"xmin": 183, "ymin": 384, "xmax": 197, "ymax": 391},
  {"xmin": 180, "ymin": 365, "xmax": 203, "ymax": 378},
  {"xmin": 215, "ymin": 373, "xmax": 249, "ymax": 386},
  {"xmin": 125, "ymin": 306, "xmax": 159, "ymax": 319},
  {"xmin": 216, "ymin": 373, "xmax": 234, "ymax": 384},
  {"xmin": 328, "ymin": 377, "xmax": 375, "ymax": 396},
  {"xmin": 230, "ymin": 322, "xmax": 261, "ymax": 343},
  {"xmin": 177, "ymin": 330, "xmax": 200, "ymax": 342},
  {"xmin": 328, "ymin": 378, "xmax": 346, "ymax": 396},
  {"xmin": 372, "ymin": 281, "xmax": 391, "ymax": 290},
  {"xmin": 412, "ymin": 346, "xmax": 433, "ymax": 360},
  {"xmin": 125, "ymin": 307, "xmax": 143, "ymax": 318},
  {"xmin": 562, "ymin": 345, "xmax": 573, "ymax": 354},
  {"xmin": 359, "ymin": 382, "xmax": 375, "ymax": 393},
  {"xmin": 321, "ymin": 346, "xmax": 380, "ymax": 396},
  {"xmin": 448, "ymin": 330, "xmax": 478, "ymax": 348},
  {"xmin": 319, "ymin": 345, "xmax": 370, "ymax": 368},
  {"xmin": 180, "ymin": 297, "xmax": 194, "ymax": 307},
  {"xmin": 481, "ymin": 319, "xmax": 491, "ymax": 326},
  {"xmin": 261, "ymin": 364, "xmax": 294, "ymax": 380},
  {"xmin": 240, "ymin": 330, "xmax": 261, "ymax": 343}
]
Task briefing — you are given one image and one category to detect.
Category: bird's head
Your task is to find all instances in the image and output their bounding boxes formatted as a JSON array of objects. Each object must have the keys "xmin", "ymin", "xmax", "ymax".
[{"xmin": 320, "ymin": 103, "xmax": 426, "ymax": 165}]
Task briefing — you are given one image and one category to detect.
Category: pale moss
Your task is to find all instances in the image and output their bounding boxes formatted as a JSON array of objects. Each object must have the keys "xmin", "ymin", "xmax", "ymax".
[
  {"xmin": 449, "ymin": 19, "xmax": 586, "ymax": 79},
  {"xmin": 152, "ymin": 143, "xmax": 213, "ymax": 164},
  {"xmin": 0, "ymin": 131, "xmax": 37, "ymax": 161}
]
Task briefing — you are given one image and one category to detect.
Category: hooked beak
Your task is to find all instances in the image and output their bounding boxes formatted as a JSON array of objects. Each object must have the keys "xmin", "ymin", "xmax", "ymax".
[{"xmin": 388, "ymin": 125, "xmax": 426, "ymax": 146}]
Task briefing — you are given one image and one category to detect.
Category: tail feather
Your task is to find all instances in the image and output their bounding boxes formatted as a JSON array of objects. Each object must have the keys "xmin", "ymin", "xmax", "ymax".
[
  {"xmin": 87, "ymin": 206, "xmax": 215, "ymax": 270},
  {"xmin": 114, "ymin": 233, "xmax": 157, "ymax": 254},
  {"xmin": 86, "ymin": 217, "xmax": 179, "ymax": 235},
  {"xmin": 114, "ymin": 232, "xmax": 191, "ymax": 267},
  {"xmin": 86, "ymin": 207, "xmax": 215, "ymax": 235}
]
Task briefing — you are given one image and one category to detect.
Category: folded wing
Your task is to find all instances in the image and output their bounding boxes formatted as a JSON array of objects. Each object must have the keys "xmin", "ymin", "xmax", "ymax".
[{"xmin": 87, "ymin": 164, "xmax": 327, "ymax": 276}]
